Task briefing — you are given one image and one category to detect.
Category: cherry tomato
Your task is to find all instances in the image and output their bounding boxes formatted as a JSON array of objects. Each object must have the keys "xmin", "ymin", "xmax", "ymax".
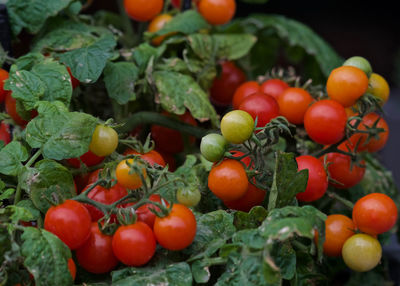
[
  {"xmin": 352, "ymin": 193, "xmax": 398, "ymax": 235},
  {"xmin": 124, "ymin": 149, "xmax": 166, "ymax": 167},
  {"xmin": 153, "ymin": 204, "xmax": 196, "ymax": 250},
  {"xmin": 198, "ymin": 0, "xmax": 236, "ymax": 25},
  {"xmin": 68, "ymin": 258, "xmax": 76, "ymax": 280},
  {"xmin": 148, "ymin": 14, "xmax": 173, "ymax": 46},
  {"xmin": 136, "ymin": 194, "xmax": 167, "ymax": 228},
  {"xmin": 239, "ymin": 92, "xmax": 279, "ymax": 129},
  {"xmin": 304, "ymin": 100, "xmax": 347, "ymax": 145},
  {"xmin": 342, "ymin": 234, "xmax": 382, "ymax": 272},
  {"xmin": 326, "ymin": 66, "xmax": 369, "ymax": 107},
  {"xmin": 210, "ymin": 61, "xmax": 246, "ymax": 106},
  {"xmin": 295, "ymin": 155, "xmax": 328, "ymax": 202},
  {"xmin": 200, "ymin": 133, "xmax": 228, "ymax": 162},
  {"xmin": 177, "ymin": 188, "xmax": 201, "ymax": 207},
  {"xmin": 123, "ymin": 0, "xmax": 163, "ymax": 22},
  {"xmin": 277, "ymin": 87, "xmax": 313, "ymax": 124},
  {"xmin": 224, "ymin": 183, "xmax": 266, "ymax": 212},
  {"xmin": 260, "ymin": 79, "xmax": 289, "ymax": 101},
  {"xmin": 221, "ymin": 110, "xmax": 254, "ymax": 144},
  {"xmin": 208, "ymin": 159, "xmax": 248, "ymax": 201},
  {"xmin": 66, "ymin": 67, "xmax": 79, "ymax": 89},
  {"xmin": 232, "ymin": 81, "xmax": 260, "ymax": 109},
  {"xmin": 323, "ymin": 214, "xmax": 355, "ymax": 257},
  {"xmin": 0, "ymin": 121, "xmax": 11, "ymax": 145},
  {"xmin": 367, "ymin": 73, "xmax": 390, "ymax": 106},
  {"xmin": 343, "ymin": 56, "xmax": 372, "ymax": 77},
  {"xmin": 112, "ymin": 222, "xmax": 156, "ymax": 266},
  {"xmin": 5, "ymin": 93, "xmax": 36, "ymax": 126},
  {"xmin": 67, "ymin": 150, "xmax": 104, "ymax": 168},
  {"xmin": 116, "ymin": 159, "xmax": 147, "ymax": 189},
  {"xmin": 44, "ymin": 200, "xmax": 91, "ymax": 249},
  {"xmin": 151, "ymin": 111, "xmax": 197, "ymax": 154},
  {"xmin": 89, "ymin": 125, "xmax": 119, "ymax": 157},
  {"xmin": 76, "ymin": 223, "xmax": 118, "ymax": 274},
  {"xmin": 0, "ymin": 68, "xmax": 9, "ymax": 103}
]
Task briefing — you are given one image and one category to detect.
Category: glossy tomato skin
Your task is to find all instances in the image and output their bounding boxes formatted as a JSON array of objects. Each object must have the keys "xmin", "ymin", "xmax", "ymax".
[
  {"xmin": 232, "ymin": 81, "xmax": 260, "ymax": 109},
  {"xmin": 342, "ymin": 234, "xmax": 382, "ymax": 272},
  {"xmin": 352, "ymin": 193, "xmax": 398, "ymax": 235},
  {"xmin": 224, "ymin": 183, "xmax": 266, "ymax": 212},
  {"xmin": 239, "ymin": 92, "xmax": 280, "ymax": 129},
  {"xmin": 123, "ymin": 0, "xmax": 163, "ymax": 22},
  {"xmin": 112, "ymin": 222, "xmax": 156, "ymax": 266},
  {"xmin": 44, "ymin": 200, "xmax": 91, "ymax": 250},
  {"xmin": 153, "ymin": 204, "xmax": 196, "ymax": 250},
  {"xmin": 368, "ymin": 73, "xmax": 390, "ymax": 105},
  {"xmin": 343, "ymin": 56, "xmax": 372, "ymax": 77},
  {"xmin": 326, "ymin": 66, "xmax": 369, "ymax": 107},
  {"xmin": 210, "ymin": 61, "xmax": 246, "ymax": 106},
  {"xmin": 220, "ymin": 110, "xmax": 254, "ymax": 144},
  {"xmin": 76, "ymin": 223, "xmax": 118, "ymax": 274},
  {"xmin": 89, "ymin": 125, "xmax": 119, "ymax": 157},
  {"xmin": 208, "ymin": 159, "xmax": 248, "ymax": 201},
  {"xmin": 136, "ymin": 194, "xmax": 166, "ymax": 228},
  {"xmin": 0, "ymin": 68, "xmax": 9, "ymax": 103},
  {"xmin": 148, "ymin": 14, "xmax": 173, "ymax": 46},
  {"xmin": 67, "ymin": 150, "xmax": 104, "ymax": 169},
  {"xmin": 260, "ymin": 79, "xmax": 289, "ymax": 100},
  {"xmin": 323, "ymin": 214, "xmax": 355, "ymax": 257},
  {"xmin": 200, "ymin": 133, "xmax": 228, "ymax": 162},
  {"xmin": 304, "ymin": 100, "xmax": 347, "ymax": 145},
  {"xmin": 0, "ymin": 121, "xmax": 11, "ymax": 145},
  {"xmin": 116, "ymin": 159, "xmax": 146, "ymax": 189},
  {"xmin": 295, "ymin": 155, "xmax": 328, "ymax": 202},
  {"xmin": 277, "ymin": 88, "xmax": 313, "ymax": 125},
  {"xmin": 156, "ymin": 149, "xmax": 176, "ymax": 171},
  {"xmin": 124, "ymin": 149, "xmax": 166, "ymax": 167},
  {"xmin": 198, "ymin": 0, "xmax": 236, "ymax": 25}
]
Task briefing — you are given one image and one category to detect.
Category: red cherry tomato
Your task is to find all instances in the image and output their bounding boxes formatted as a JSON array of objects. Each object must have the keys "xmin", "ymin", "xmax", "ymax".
[
  {"xmin": 66, "ymin": 67, "xmax": 79, "ymax": 89},
  {"xmin": 76, "ymin": 223, "xmax": 118, "ymax": 274},
  {"xmin": 136, "ymin": 194, "xmax": 167, "ymax": 229},
  {"xmin": 232, "ymin": 81, "xmax": 260, "ymax": 109},
  {"xmin": 153, "ymin": 204, "xmax": 197, "ymax": 250},
  {"xmin": 67, "ymin": 150, "xmax": 104, "ymax": 168},
  {"xmin": 5, "ymin": 93, "xmax": 29, "ymax": 126},
  {"xmin": 277, "ymin": 87, "xmax": 313, "ymax": 125},
  {"xmin": 260, "ymin": 79, "xmax": 289, "ymax": 101},
  {"xmin": 44, "ymin": 200, "xmax": 91, "ymax": 249},
  {"xmin": 68, "ymin": 258, "xmax": 76, "ymax": 280},
  {"xmin": 230, "ymin": 150, "xmax": 252, "ymax": 168},
  {"xmin": 112, "ymin": 222, "xmax": 156, "ymax": 266},
  {"xmin": 0, "ymin": 121, "xmax": 11, "ymax": 145},
  {"xmin": 198, "ymin": 0, "xmax": 236, "ymax": 25},
  {"xmin": 124, "ymin": 149, "xmax": 166, "ymax": 167},
  {"xmin": 210, "ymin": 61, "xmax": 246, "ymax": 106},
  {"xmin": 224, "ymin": 183, "xmax": 266, "ymax": 212},
  {"xmin": 295, "ymin": 155, "xmax": 328, "ymax": 202},
  {"xmin": 323, "ymin": 214, "xmax": 355, "ymax": 257},
  {"xmin": 0, "ymin": 68, "xmax": 9, "ymax": 103}
]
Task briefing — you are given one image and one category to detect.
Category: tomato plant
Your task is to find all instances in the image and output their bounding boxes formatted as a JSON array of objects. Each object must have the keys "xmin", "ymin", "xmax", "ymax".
[
  {"xmin": 367, "ymin": 73, "xmax": 390, "ymax": 105},
  {"xmin": 200, "ymin": 133, "xmax": 228, "ymax": 162},
  {"xmin": 136, "ymin": 194, "xmax": 167, "ymax": 228},
  {"xmin": 67, "ymin": 150, "xmax": 104, "ymax": 168},
  {"xmin": 124, "ymin": 149, "xmax": 166, "ymax": 167},
  {"xmin": 0, "ymin": 68, "xmax": 9, "ymax": 103},
  {"xmin": 0, "ymin": 121, "xmax": 11, "ymax": 145},
  {"xmin": 260, "ymin": 78, "xmax": 289, "ymax": 100},
  {"xmin": 177, "ymin": 187, "xmax": 201, "ymax": 207},
  {"xmin": 5, "ymin": 93, "xmax": 36, "ymax": 126},
  {"xmin": 148, "ymin": 14, "xmax": 174, "ymax": 46},
  {"xmin": 116, "ymin": 159, "xmax": 147, "ymax": 189},
  {"xmin": 342, "ymin": 56, "xmax": 372, "ymax": 77},
  {"xmin": 89, "ymin": 125, "xmax": 119, "ymax": 157}
]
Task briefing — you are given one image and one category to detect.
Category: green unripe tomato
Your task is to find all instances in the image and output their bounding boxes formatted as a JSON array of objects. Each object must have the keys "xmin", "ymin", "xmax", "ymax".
[
  {"xmin": 200, "ymin": 133, "xmax": 228, "ymax": 162},
  {"xmin": 343, "ymin": 56, "xmax": 372, "ymax": 77},
  {"xmin": 177, "ymin": 188, "xmax": 201, "ymax": 207},
  {"xmin": 221, "ymin": 110, "xmax": 254, "ymax": 144},
  {"xmin": 89, "ymin": 125, "xmax": 119, "ymax": 157}
]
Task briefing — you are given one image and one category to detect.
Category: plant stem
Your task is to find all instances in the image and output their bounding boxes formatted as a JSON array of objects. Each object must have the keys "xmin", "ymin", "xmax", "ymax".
[
  {"xmin": 326, "ymin": 191, "xmax": 354, "ymax": 209},
  {"xmin": 26, "ymin": 149, "xmax": 42, "ymax": 168},
  {"xmin": 14, "ymin": 184, "xmax": 22, "ymax": 204},
  {"xmin": 116, "ymin": 0, "xmax": 137, "ymax": 48}
]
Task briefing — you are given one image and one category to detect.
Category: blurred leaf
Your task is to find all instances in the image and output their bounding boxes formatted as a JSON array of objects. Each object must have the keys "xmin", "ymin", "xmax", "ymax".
[
  {"xmin": 0, "ymin": 141, "xmax": 29, "ymax": 176},
  {"xmin": 234, "ymin": 206, "xmax": 268, "ymax": 230}
]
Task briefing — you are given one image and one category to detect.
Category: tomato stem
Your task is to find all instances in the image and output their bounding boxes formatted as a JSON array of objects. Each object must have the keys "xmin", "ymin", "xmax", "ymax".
[{"xmin": 326, "ymin": 191, "xmax": 354, "ymax": 209}]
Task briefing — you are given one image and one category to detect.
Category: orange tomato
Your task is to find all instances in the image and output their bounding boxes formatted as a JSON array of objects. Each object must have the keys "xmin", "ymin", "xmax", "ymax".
[
  {"xmin": 148, "ymin": 14, "xmax": 173, "ymax": 45},
  {"xmin": 198, "ymin": 0, "xmax": 236, "ymax": 25},
  {"xmin": 323, "ymin": 214, "xmax": 355, "ymax": 257},
  {"xmin": 124, "ymin": 0, "xmax": 163, "ymax": 22}
]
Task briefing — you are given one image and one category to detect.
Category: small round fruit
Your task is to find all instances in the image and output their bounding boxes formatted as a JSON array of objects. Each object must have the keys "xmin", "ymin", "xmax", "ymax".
[
  {"xmin": 200, "ymin": 133, "xmax": 228, "ymax": 162},
  {"xmin": 124, "ymin": 149, "xmax": 166, "ymax": 168},
  {"xmin": 177, "ymin": 188, "xmax": 201, "ymax": 207},
  {"xmin": 67, "ymin": 150, "xmax": 104, "ymax": 169},
  {"xmin": 148, "ymin": 14, "xmax": 173, "ymax": 46},
  {"xmin": 342, "ymin": 234, "xmax": 382, "ymax": 272},
  {"xmin": 232, "ymin": 81, "xmax": 260, "ymax": 109},
  {"xmin": 221, "ymin": 110, "xmax": 254, "ymax": 144},
  {"xmin": 123, "ymin": 0, "xmax": 163, "ymax": 22},
  {"xmin": 136, "ymin": 194, "xmax": 166, "ymax": 228},
  {"xmin": 116, "ymin": 159, "xmax": 146, "ymax": 189},
  {"xmin": 224, "ymin": 183, "xmax": 266, "ymax": 212},
  {"xmin": 343, "ymin": 56, "xmax": 372, "ymax": 77},
  {"xmin": 0, "ymin": 68, "xmax": 9, "ymax": 103},
  {"xmin": 368, "ymin": 73, "xmax": 390, "ymax": 106},
  {"xmin": 68, "ymin": 258, "xmax": 76, "ymax": 280},
  {"xmin": 198, "ymin": 0, "xmax": 236, "ymax": 25},
  {"xmin": 89, "ymin": 125, "xmax": 119, "ymax": 157},
  {"xmin": 277, "ymin": 87, "xmax": 313, "ymax": 124},
  {"xmin": 323, "ymin": 214, "xmax": 355, "ymax": 257},
  {"xmin": 260, "ymin": 78, "xmax": 289, "ymax": 100}
]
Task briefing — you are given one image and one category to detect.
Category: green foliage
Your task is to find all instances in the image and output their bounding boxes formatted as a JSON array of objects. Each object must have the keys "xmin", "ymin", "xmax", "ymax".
[{"xmin": 0, "ymin": 141, "xmax": 29, "ymax": 176}]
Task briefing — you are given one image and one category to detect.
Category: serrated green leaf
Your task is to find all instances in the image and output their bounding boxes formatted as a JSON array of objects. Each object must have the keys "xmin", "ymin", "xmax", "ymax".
[
  {"xmin": 232, "ymin": 229, "xmax": 265, "ymax": 250},
  {"xmin": 16, "ymin": 200, "xmax": 41, "ymax": 221},
  {"xmin": 0, "ymin": 141, "xmax": 29, "ymax": 176},
  {"xmin": 7, "ymin": 205, "xmax": 35, "ymax": 224},
  {"xmin": 10, "ymin": 52, "xmax": 45, "ymax": 72},
  {"xmin": 132, "ymin": 43, "xmax": 166, "ymax": 74}
]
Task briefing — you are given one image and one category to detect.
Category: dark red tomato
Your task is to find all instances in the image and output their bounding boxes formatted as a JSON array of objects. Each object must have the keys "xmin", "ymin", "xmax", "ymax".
[
  {"xmin": 296, "ymin": 155, "xmax": 328, "ymax": 202},
  {"xmin": 171, "ymin": 0, "xmax": 180, "ymax": 7},
  {"xmin": 68, "ymin": 258, "xmax": 76, "ymax": 280},
  {"xmin": 44, "ymin": 200, "xmax": 91, "ymax": 250},
  {"xmin": 324, "ymin": 151, "xmax": 365, "ymax": 189},
  {"xmin": 0, "ymin": 68, "xmax": 9, "ymax": 103},
  {"xmin": 74, "ymin": 173, "xmax": 91, "ymax": 194},
  {"xmin": 151, "ymin": 111, "xmax": 197, "ymax": 154},
  {"xmin": 156, "ymin": 149, "xmax": 176, "ymax": 171},
  {"xmin": 238, "ymin": 92, "xmax": 279, "ymax": 129},
  {"xmin": 304, "ymin": 100, "xmax": 347, "ymax": 145},
  {"xmin": 67, "ymin": 150, "xmax": 104, "ymax": 168},
  {"xmin": 0, "ymin": 121, "xmax": 11, "ymax": 145},
  {"xmin": 67, "ymin": 67, "xmax": 80, "ymax": 89},
  {"xmin": 83, "ymin": 183, "xmax": 128, "ymax": 222},
  {"xmin": 153, "ymin": 204, "xmax": 197, "ymax": 250},
  {"xmin": 124, "ymin": 149, "xmax": 166, "ymax": 167},
  {"xmin": 232, "ymin": 81, "xmax": 260, "ymax": 109},
  {"xmin": 277, "ymin": 87, "xmax": 313, "ymax": 125},
  {"xmin": 260, "ymin": 79, "xmax": 289, "ymax": 101},
  {"xmin": 112, "ymin": 222, "xmax": 156, "ymax": 266},
  {"xmin": 210, "ymin": 61, "xmax": 246, "ymax": 106},
  {"xmin": 224, "ymin": 183, "xmax": 266, "ymax": 212},
  {"xmin": 76, "ymin": 223, "xmax": 118, "ymax": 274},
  {"xmin": 87, "ymin": 169, "xmax": 102, "ymax": 185},
  {"xmin": 136, "ymin": 194, "xmax": 167, "ymax": 228}
]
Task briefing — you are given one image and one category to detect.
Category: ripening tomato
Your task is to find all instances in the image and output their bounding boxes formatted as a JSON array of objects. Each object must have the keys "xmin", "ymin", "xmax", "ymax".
[
  {"xmin": 153, "ymin": 204, "xmax": 196, "ymax": 250},
  {"xmin": 5, "ymin": 93, "xmax": 37, "ymax": 126},
  {"xmin": 296, "ymin": 155, "xmax": 328, "ymax": 202},
  {"xmin": 44, "ymin": 200, "xmax": 91, "ymax": 249},
  {"xmin": 123, "ymin": 0, "xmax": 163, "ymax": 22},
  {"xmin": 0, "ymin": 121, "xmax": 11, "ymax": 145},
  {"xmin": 220, "ymin": 110, "xmax": 254, "ymax": 144},
  {"xmin": 112, "ymin": 222, "xmax": 156, "ymax": 266},
  {"xmin": 326, "ymin": 66, "xmax": 369, "ymax": 107},
  {"xmin": 343, "ymin": 56, "xmax": 372, "ymax": 77},
  {"xmin": 239, "ymin": 92, "xmax": 280, "ymax": 129},
  {"xmin": 148, "ymin": 14, "xmax": 173, "ymax": 46},
  {"xmin": 367, "ymin": 73, "xmax": 390, "ymax": 105},
  {"xmin": 0, "ymin": 68, "xmax": 9, "ymax": 103},
  {"xmin": 136, "ymin": 194, "xmax": 167, "ymax": 228},
  {"xmin": 260, "ymin": 79, "xmax": 289, "ymax": 100},
  {"xmin": 200, "ymin": 133, "xmax": 228, "ymax": 162},
  {"xmin": 232, "ymin": 81, "xmax": 260, "ymax": 109},
  {"xmin": 198, "ymin": 0, "xmax": 236, "ymax": 25},
  {"xmin": 224, "ymin": 183, "xmax": 266, "ymax": 212},
  {"xmin": 124, "ymin": 149, "xmax": 166, "ymax": 167},
  {"xmin": 304, "ymin": 100, "xmax": 347, "ymax": 145},
  {"xmin": 67, "ymin": 67, "xmax": 80, "ymax": 89},
  {"xmin": 352, "ymin": 193, "xmax": 398, "ymax": 235},
  {"xmin": 68, "ymin": 258, "xmax": 76, "ymax": 280},
  {"xmin": 210, "ymin": 61, "xmax": 246, "ymax": 106},
  {"xmin": 277, "ymin": 87, "xmax": 313, "ymax": 124},
  {"xmin": 89, "ymin": 125, "xmax": 119, "ymax": 157},
  {"xmin": 208, "ymin": 159, "xmax": 248, "ymax": 201},
  {"xmin": 177, "ymin": 188, "xmax": 201, "ymax": 207},
  {"xmin": 76, "ymin": 223, "xmax": 118, "ymax": 274},
  {"xmin": 116, "ymin": 159, "xmax": 147, "ymax": 189},
  {"xmin": 67, "ymin": 150, "xmax": 104, "ymax": 168},
  {"xmin": 323, "ymin": 214, "xmax": 355, "ymax": 257}
]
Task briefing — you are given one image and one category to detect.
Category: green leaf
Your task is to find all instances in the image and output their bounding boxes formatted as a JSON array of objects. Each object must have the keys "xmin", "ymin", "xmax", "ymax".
[
  {"xmin": 153, "ymin": 71, "xmax": 218, "ymax": 126},
  {"xmin": 0, "ymin": 141, "xmax": 29, "ymax": 176},
  {"xmin": 6, "ymin": 205, "xmax": 36, "ymax": 224},
  {"xmin": 234, "ymin": 206, "xmax": 268, "ymax": 230},
  {"xmin": 132, "ymin": 43, "xmax": 166, "ymax": 74},
  {"xmin": 112, "ymin": 262, "xmax": 192, "ymax": 286},
  {"xmin": 104, "ymin": 61, "xmax": 139, "ymax": 104},
  {"xmin": 10, "ymin": 52, "xmax": 45, "ymax": 72},
  {"xmin": 59, "ymin": 34, "xmax": 117, "ymax": 83},
  {"xmin": 16, "ymin": 200, "xmax": 41, "ymax": 221},
  {"xmin": 21, "ymin": 227, "xmax": 72, "ymax": 286},
  {"xmin": 0, "ymin": 188, "xmax": 15, "ymax": 201},
  {"xmin": 6, "ymin": 0, "xmax": 73, "ymax": 35}
]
